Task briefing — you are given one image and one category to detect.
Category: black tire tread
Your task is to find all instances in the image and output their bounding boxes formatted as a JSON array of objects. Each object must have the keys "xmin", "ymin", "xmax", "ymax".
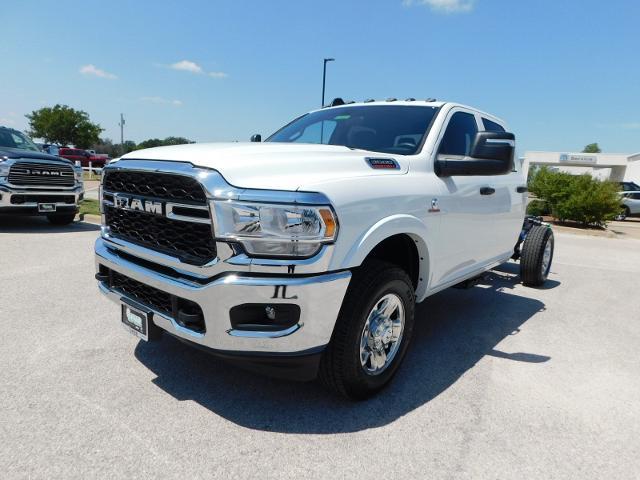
[
  {"xmin": 318, "ymin": 259, "xmax": 415, "ymax": 400},
  {"xmin": 520, "ymin": 225, "xmax": 553, "ymax": 286}
]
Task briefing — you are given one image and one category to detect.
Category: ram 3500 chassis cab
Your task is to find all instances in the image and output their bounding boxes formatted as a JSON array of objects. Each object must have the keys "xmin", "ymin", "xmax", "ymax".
[
  {"xmin": 95, "ymin": 100, "xmax": 554, "ymax": 399},
  {"xmin": 0, "ymin": 127, "xmax": 84, "ymax": 224}
]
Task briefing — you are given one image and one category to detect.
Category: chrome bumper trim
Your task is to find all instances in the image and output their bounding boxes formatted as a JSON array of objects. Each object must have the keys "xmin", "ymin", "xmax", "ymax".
[
  {"xmin": 0, "ymin": 186, "xmax": 83, "ymax": 208},
  {"xmin": 95, "ymin": 238, "xmax": 351, "ymax": 353}
]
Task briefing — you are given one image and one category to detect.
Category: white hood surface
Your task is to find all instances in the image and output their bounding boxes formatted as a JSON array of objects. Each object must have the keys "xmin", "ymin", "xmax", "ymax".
[{"xmin": 120, "ymin": 143, "xmax": 408, "ymax": 191}]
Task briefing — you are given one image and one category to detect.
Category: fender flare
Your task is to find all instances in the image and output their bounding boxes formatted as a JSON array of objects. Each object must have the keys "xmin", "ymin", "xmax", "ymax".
[{"xmin": 334, "ymin": 214, "xmax": 431, "ymax": 299}]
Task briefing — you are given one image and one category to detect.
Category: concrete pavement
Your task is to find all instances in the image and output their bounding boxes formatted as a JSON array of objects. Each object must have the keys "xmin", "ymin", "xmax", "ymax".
[{"xmin": 1, "ymin": 216, "xmax": 639, "ymax": 479}]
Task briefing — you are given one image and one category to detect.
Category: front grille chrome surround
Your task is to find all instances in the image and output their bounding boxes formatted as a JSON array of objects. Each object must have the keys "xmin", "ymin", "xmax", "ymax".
[{"xmin": 8, "ymin": 162, "xmax": 75, "ymax": 187}]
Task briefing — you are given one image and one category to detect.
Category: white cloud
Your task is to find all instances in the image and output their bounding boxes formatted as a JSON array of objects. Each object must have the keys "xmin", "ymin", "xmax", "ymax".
[
  {"xmin": 167, "ymin": 59, "xmax": 228, "ymax": 79},
  {"xmin": 79, "ymin": 64, "xmax": 117, "ymax": 79},
  {"xmin": 169, "ymin": 60, "xmax": 204, "ymax": 74},
  {"xmin": 403, "ymin": 0, "xmax": 475, "ymax": 13},
  {"xmin": 140, "ymin": 96, "xmax": 183, "ymax": 107}
]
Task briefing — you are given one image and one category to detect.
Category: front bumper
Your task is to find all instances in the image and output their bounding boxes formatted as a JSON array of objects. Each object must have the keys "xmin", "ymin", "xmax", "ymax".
[
  {"xmin": 95, "ymin": 238, "xmax": 351, "ymax": 376},
  {"xmin": 0, "ymin": 185, "xmax": 83, "ymax": 215}
]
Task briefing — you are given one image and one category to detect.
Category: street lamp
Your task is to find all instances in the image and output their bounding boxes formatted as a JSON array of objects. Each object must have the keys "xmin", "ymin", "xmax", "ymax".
[{"xmin": 321, "ymin": 58, "xmax": 335, "ymax": 107}]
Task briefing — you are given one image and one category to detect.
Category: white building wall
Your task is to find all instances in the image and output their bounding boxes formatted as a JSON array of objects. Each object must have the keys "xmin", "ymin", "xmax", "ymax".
[{"xmin": 525, "ymin": 151, "xmax": 638, "ymax": 182}]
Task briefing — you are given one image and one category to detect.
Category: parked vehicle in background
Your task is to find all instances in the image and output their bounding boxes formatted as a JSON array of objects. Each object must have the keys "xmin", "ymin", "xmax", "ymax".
[
  {"xmin": 59, "ymin": 148, "xmax": 110, "ymax": 168},
  {"xmin": 0, "ymin": 127, "xmax": 84, "ymax": 225},
  {"xmin": 94, "ymin": 99, "xmax": 554, "ymax": 399},
  {"xmin": 40, "ymin": 144, "xmax": 60, "ymax": 156},
  {"xmin": 616, "ymin": 192, "xmax": 640, "ymax": 220},
  {"xmin": 618, "ymin": 181, "xmax": 640, "ymax": 192}
]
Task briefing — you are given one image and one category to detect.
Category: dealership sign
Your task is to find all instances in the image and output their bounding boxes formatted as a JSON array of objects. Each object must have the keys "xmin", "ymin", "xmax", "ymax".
[{"xmin": 559, "ymin": 154, "xmax": 597, "ymax": 164}]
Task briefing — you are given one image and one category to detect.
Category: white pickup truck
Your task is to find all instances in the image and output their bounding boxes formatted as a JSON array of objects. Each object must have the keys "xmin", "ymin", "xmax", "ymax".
[{"xmin": 95, "ymin": 99, "xmax": 554, "ymax": 399}]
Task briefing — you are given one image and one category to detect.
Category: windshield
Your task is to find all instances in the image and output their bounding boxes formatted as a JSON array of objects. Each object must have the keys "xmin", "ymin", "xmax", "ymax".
[
  {"xmin": 0, "ymin": 128, "xmax": 40, "ymax": 152},
  {"xmin": 267, "ymin": 105, "xmax": 439, "ymax": 155}
]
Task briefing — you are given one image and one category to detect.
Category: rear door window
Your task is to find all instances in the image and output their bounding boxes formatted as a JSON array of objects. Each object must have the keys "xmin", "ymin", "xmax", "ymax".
[{"xmin": 482, "ymin": 118, "xmax": 506, "ymax": 132}]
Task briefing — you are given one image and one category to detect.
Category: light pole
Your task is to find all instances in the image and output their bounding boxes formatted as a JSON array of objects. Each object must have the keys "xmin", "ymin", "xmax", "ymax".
[
  {"xmin": 321, "ymin": 58, "xmax": 335, "ymax": 107},
  {"xmin": 119, "ymin": 113, "xmax": 125, "ymax": 154}
]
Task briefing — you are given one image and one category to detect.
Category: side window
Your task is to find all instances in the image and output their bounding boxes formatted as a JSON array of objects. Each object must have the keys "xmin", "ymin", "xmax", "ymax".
[
  {"xmin": 288, "ymin": 120, "xmax": 337, "ymax": 144},
  {"xmin": 482, "ymin": 118, "xmax": 505, "ymax": 132},
  {"xmin": 632, "ymin": 193, "xmax": 640, "ymax": 200},
  {"xmin": 438, "ymin": 112, "xmax": 478, "ymax": 157}
]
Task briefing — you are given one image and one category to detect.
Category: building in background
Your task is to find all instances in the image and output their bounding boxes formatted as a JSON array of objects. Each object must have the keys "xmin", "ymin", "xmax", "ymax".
[{"xmin": 523, "ymin": 151, "xmax": 640, "ymax": 182}]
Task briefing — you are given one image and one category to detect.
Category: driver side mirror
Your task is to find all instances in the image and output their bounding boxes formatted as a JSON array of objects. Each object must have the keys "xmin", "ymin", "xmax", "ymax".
[
  {"xmin": 250, "ymin": 134, "xmax": 262, "ymax": 142},
  {"xmin": 436, "ymin": 131, "xmax": 515, "ymax": 177}
]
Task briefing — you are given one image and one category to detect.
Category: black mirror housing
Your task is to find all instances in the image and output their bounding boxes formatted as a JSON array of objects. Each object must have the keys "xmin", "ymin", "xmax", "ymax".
[
  {"xmin": 250, "ymin": 134, "xmax": 262, "ymax": 142},
  {"xmin": 436, "ymin": 131, "xmax": 515, "ymax": 177},
  {"xmin": 470, "ymin": 131, "xmax": 515, "ymax": 163}
]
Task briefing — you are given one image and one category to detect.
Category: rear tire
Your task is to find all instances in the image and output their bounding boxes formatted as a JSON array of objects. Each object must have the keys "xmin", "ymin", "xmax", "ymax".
[
  {"xmin": 319, "ymin": 260, "xmax": 416, "ymax": 400},
  {"xmin": 615, "ymin": 206, "xmax": 630, "ymax": 221},
  {"xmin": 46, "ymin": 212, "xmax": 76, "ymax": 225},
  {"xmin": 520, "ymin": 225, "xmax": 554, "ymax": 287}
]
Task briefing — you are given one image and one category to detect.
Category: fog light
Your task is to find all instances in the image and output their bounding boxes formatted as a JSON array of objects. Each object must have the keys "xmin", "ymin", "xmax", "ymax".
[{"xmin": 265, "ymin": 306, "xmax": 276, "ymax": 320}]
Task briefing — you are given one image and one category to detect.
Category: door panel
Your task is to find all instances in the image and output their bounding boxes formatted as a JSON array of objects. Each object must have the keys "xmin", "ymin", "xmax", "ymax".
[{"xmin": 429, "ymin": 109, "xmax": 522, "ymax": 288}]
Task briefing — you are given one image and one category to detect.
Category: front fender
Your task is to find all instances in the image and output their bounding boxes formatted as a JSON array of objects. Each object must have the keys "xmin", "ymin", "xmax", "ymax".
[{"xmin": 330, "ymin": 214, "xmax": 431, "ymax": 299}]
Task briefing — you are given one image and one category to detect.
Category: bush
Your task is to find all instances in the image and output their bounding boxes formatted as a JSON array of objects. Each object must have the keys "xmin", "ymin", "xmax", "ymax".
[
  {"xmin": 528, "ymin": 167, "xmax": 620, "ymax": 226},
  {"xmin": 526, "ymin": 199, "xmax": 550, "ymax": 216}
]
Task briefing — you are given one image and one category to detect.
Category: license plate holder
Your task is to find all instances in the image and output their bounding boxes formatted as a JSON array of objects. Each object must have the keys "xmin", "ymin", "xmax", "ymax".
[
  {"xmin": 121, "ymin": 302, "xmax": 151, "ymax": 341},
  {"xmin": 38, "ymin": 203, "xmax": 56, "ymax": 212}
]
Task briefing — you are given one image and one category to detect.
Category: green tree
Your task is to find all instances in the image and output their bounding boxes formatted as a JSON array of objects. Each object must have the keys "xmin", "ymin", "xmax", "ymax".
[
  {"xmin": 582, "ymin": 143, "xmax": 601, "ymax": 153},
  {"xmin": 25, "ymin": 104, "xmax": 103, "ymax": 148},
  {"xmin": 136, "ymin": 136, "xmax": 193, "ymax": 150},
  {"xmin": 529, "ymin": 166, "xmax": 620, "ymax": 226}
]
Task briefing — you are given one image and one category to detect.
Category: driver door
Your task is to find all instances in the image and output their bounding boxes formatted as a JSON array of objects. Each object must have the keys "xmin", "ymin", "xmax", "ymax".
[{"xmin": 430, "ymin": 109, "xmax": 516, "ymax": 287}]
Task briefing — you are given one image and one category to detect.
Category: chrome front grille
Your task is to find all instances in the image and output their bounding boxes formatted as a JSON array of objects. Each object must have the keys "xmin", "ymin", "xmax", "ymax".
[
  {"xmin": 102, "ymin": 169, "xmax": 217, "ymax": 265},
  {"xmin": 8, "ymin": 162, "xmax": 75, "ymax": 187}
]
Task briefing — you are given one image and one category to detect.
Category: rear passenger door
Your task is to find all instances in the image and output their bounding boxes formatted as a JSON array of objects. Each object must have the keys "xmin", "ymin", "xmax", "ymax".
[{"xmin": 430, "ymin": 109, "xmax": 519, "ymax": 287}]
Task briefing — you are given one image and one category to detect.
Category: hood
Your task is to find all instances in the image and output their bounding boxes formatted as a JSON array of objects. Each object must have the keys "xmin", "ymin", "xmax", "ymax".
[
  {"xmin": 120, "ymin": 143, "xmax": 408, "ymax": 191},
  {"xmin": 0, "ymin": 147, "xmax": 72, "ymax": 164}
]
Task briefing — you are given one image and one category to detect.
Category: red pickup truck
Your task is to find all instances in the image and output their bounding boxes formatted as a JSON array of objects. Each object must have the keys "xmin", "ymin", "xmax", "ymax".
[{"xmin": 58, "ymin": 148, "xmax": 110, "ymax": 167}]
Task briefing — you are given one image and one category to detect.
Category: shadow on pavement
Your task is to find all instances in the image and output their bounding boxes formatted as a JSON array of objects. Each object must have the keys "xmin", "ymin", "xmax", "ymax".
[
  {"xmin": 134, "ymin": 263, "xmax": 550, "ymax": 434},
  {"xmin": 0, "ymin": 215, "xmax": 101, "ymax": 233}
]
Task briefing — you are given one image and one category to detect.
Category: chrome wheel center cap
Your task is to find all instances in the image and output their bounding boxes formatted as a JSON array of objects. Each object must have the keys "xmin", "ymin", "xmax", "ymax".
[{"xmin": 359, "ymin": 293, "xmax": 406, "ymax": 376}]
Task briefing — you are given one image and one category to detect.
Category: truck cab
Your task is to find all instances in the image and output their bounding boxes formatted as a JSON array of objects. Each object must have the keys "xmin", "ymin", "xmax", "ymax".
[{"xmin": 94, "ymin": 100, "xmax": 552, "ymax": 399}]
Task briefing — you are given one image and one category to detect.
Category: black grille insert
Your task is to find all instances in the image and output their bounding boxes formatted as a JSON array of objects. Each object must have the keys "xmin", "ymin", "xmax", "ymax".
[
  {"xmin": 111, "ymin": 270, "xmax": 173, "ymax": 316},
  {"xmin": 9, "ymin": 162, "xmax": 75, "ymax": 187},
  {"xmin": 103, "ymin": 170, "xmax": 206, "ymax": 203},
  {"xmin": 105, "ymin": 206, "xmax": 217, "ymax": 265},
  {"xmin": 106, "ymin": 268, "xmax": 205, "ymax": 333},
  {"xmin": 11, "ymin": 194, "xmax": 75, "ymax": 205}
]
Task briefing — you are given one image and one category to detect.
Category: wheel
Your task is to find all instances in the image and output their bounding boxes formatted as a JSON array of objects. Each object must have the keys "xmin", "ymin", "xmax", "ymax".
[
  {"xmin": 319, "ymin": 260, "xmax": 416, "ymax": 400},
  {"xmin": 46, "ymin": 212, "xmax": 76, "ymax": 225},
  {"xmin": 615, "ymin": 206, "xmax": 630, "ymax": 221},
  {"xmin": 520, "ymin": 225, "xmax": 554, "ymax": 287}
]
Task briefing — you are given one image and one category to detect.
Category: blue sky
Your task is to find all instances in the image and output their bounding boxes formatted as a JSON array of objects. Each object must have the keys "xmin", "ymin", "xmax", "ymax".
[{"xmin": 1, "ymin": 0, "xmax": 639, "ymax": 154}]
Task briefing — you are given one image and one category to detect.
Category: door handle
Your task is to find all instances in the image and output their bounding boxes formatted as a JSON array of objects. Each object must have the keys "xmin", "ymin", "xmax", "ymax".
[
  {"xmin": 480, "ymin": 187, "xmax": 495, "ymax": 195},
  {"xmin": 516, "ymin": 186, "xmax": 528, "ymax": 193}
]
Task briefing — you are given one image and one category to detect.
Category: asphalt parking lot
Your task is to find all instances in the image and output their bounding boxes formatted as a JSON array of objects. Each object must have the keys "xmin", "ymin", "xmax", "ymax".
[{"xmin": 1, "ymin": 217, "xmax": 639, "ymax": 479}]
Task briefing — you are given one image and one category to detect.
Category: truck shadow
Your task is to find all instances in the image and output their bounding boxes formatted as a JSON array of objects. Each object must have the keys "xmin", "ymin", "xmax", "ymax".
[
  {"xmin": 0, "ymin": 215, "xmax": 101, "ymax": 233},
  {"xmin": 134, "ymin": 265, "xmax": 551, "ymax": 434}
]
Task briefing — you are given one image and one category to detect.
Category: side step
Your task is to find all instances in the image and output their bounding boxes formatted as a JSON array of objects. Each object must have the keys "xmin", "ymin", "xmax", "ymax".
[{"xmin": 452, "ymin": 275, "xmax": 485, "ymax": 289}]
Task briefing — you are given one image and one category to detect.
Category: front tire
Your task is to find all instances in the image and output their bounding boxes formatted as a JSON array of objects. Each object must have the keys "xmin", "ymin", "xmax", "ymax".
[
  {"xmin": 46, "ymin": 212, "xmax": 76, "ymax": 225},
  {"xmin": 319, "ymin": 260, "xmax": 416, "ymax": 400},
  {"xmin": 520, "ymin": 225, "xmax": 554, "ymax": 287}
]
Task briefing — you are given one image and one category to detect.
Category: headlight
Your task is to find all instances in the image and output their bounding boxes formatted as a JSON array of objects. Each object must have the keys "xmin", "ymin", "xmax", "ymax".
[
  {"xmin": 213, "ymin": 200, "xmax": 338, "ymax": 257},
  {"xmin": 74, "ymin": 166, "xmax": 83, "ymax": 182},
  {"xmin": 0, "ymin": 159, "xmax": 9, "ymax": 177}
]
